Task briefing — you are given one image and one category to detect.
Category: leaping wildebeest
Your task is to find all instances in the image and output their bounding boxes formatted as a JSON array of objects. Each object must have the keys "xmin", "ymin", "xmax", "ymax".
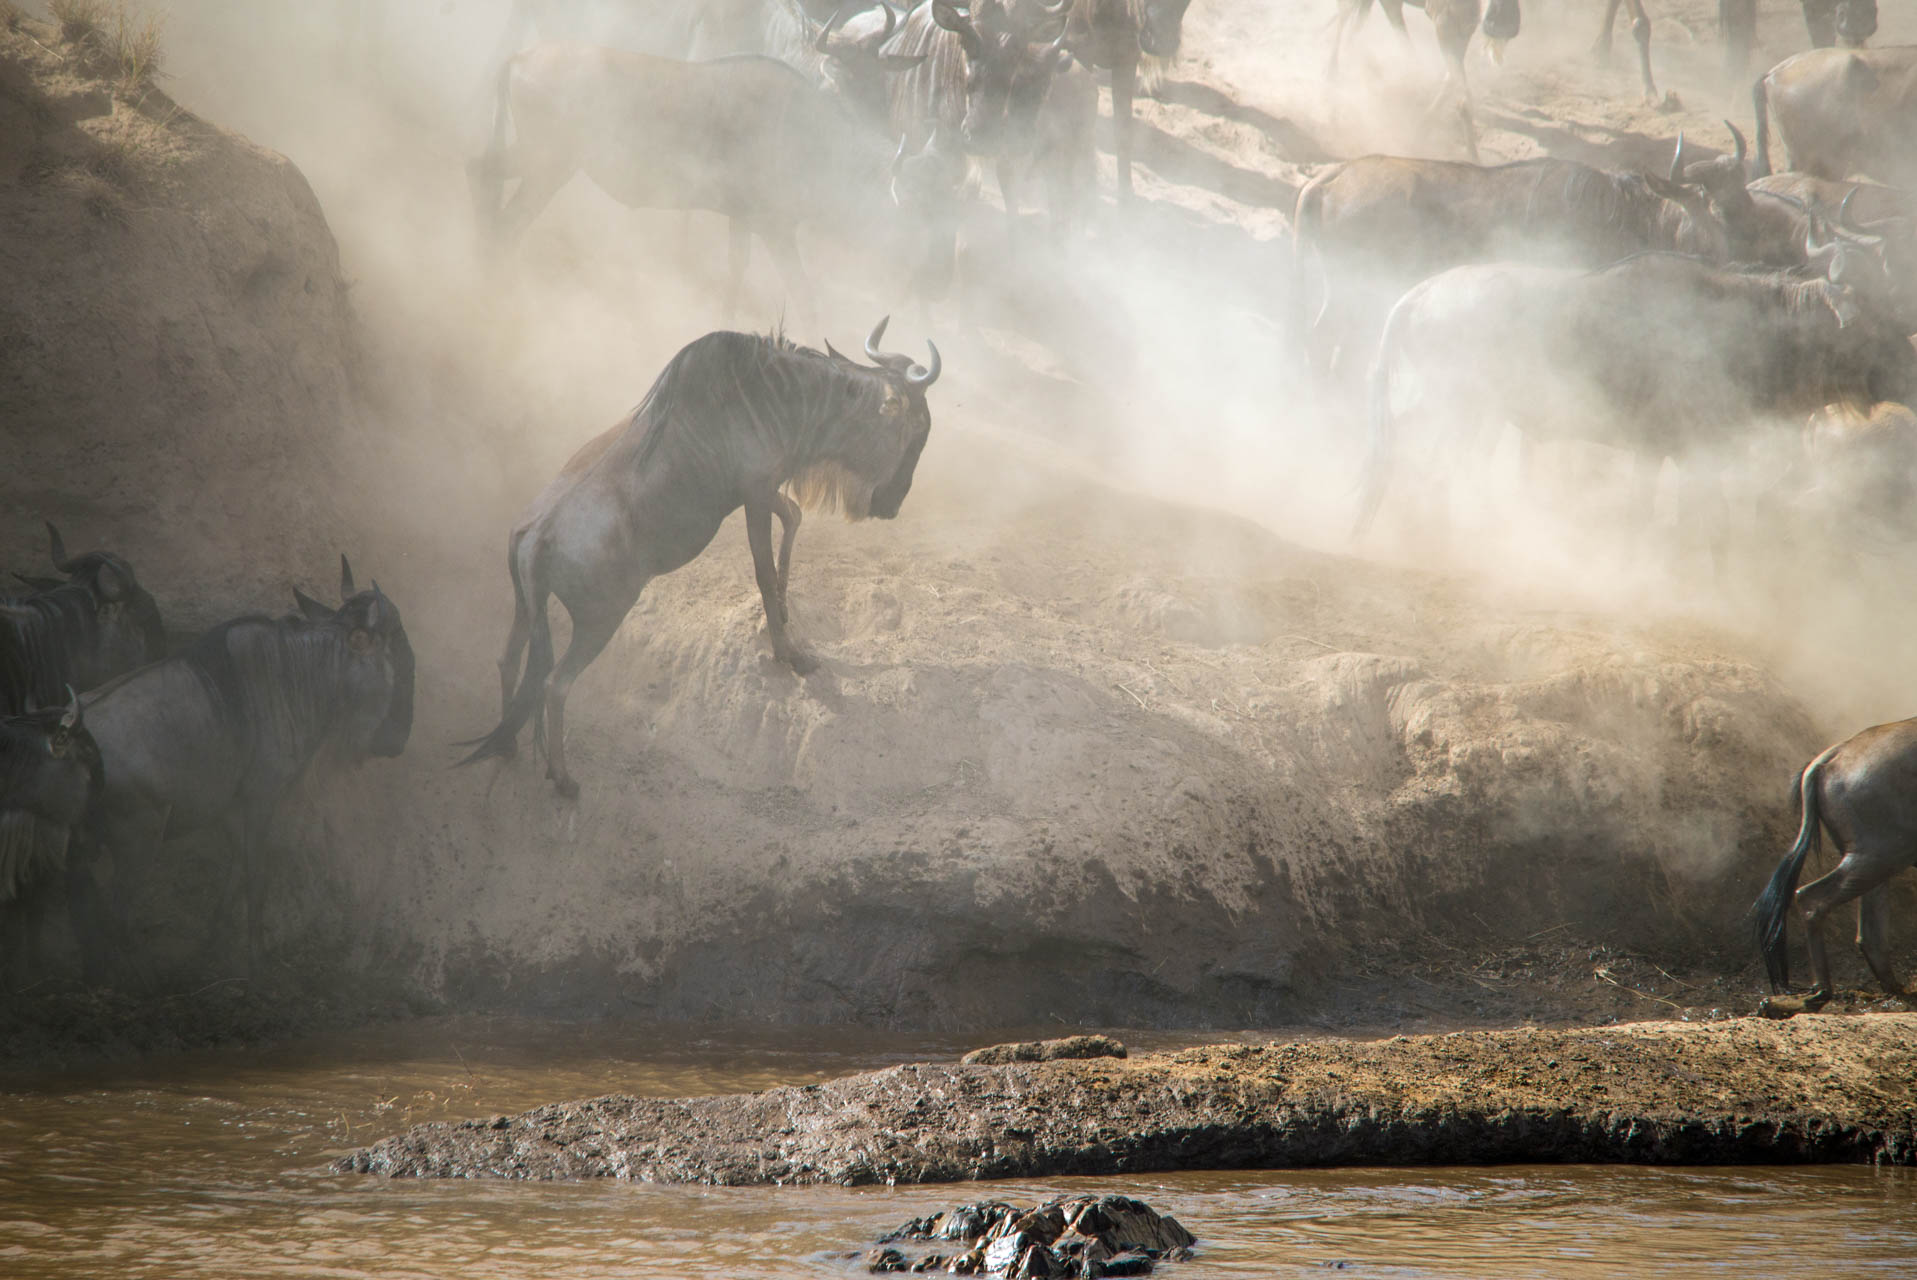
[
  {"xmin": 0, "ymin": 690, "xmax": 100, "ymax": 986},
  {"xmin": 1752, "ymin": 45, "xmax": 1917, "ymax": 189},
  {"xmin": 459, "ymin": 321, "xmax": 941, "ymax": 798},
  {"xmin": 1754, "ymin": 716, "xmax": 1917, "ymax": 1011},
  {"xmin": 468, "ymin": 44, "xmax": 904, "ymax": 320},
  {"xmin": 1291, "ymin": 147, "xmax": 1732, "ymax": 377},
  {"xmin": 1, "ymin": 524, "xmax": 166, "ymax": 717},
  {"xmin": 1352, "ymin": 241, "xmax": 1917, "ymax": 546},
  {"xmin": 72, "ymin": 560, "xmax": 414, "ymax": 979},
  {"xmin": 1328, "ymin": 0, "xmax": 1523, "ymax": 162}
]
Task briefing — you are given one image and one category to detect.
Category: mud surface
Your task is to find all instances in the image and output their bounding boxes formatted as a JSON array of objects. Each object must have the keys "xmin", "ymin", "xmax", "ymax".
[{"xmin": 341, "ymin": 1013, "xmax": 1917, "ymax": 1182}]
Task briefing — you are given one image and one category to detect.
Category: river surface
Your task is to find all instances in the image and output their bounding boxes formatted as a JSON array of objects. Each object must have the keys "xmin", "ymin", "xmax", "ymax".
[{"xmin": 2, "ymin": 1017, "xmax": 1914, "ymax": 1278}]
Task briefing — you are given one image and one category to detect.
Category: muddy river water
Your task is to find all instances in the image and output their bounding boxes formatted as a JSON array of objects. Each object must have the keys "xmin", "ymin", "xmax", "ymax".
[{"xmin": 2, "ymin": 1018, "xmax": 1913, "ymax": 1278}]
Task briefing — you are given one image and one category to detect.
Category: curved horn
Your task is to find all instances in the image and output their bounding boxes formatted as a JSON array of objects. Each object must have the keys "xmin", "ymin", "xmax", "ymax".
[
  {"xmin": 1669, "ymin": 131, "xmax": 1687, "ymax": 184},
  {"xmin": 61, "ymin": 684, "xmax": 80, "ymax": 731},
  {"xmin": 814, "ymin": 5, "xmax": 848, "ymax": 52},
  {"xmin": 891, "ymin": 133, "xmax": 908, "ymax": 178},
  {"xmin": 1034, "ymin": 0, "xmax": 1068, "ymax": 13},
  {"xmin": 907, "ymin": 339, "xmax": 941, "ymax": 390},
  {"xmin": 46, "ymin": 522, "xmax": 74, "ymax": 573},
  {"xmin": 1724, "ymin": 119, "xmax": 1747, "ymax": 172},
  {"xmin": 340, "ymin": 554, "xmax": 357, "ymax": 600},
  {"xmin": 877, "ymin": 0, "xmax": 896, "ymax": 42},
  {"xmin": 825, "ymin": 338, "xmax": 850, "ymax": 362},
  {"xmin": 1841, "ymin": 185, "xmax": 1863, "ymax": 232},
  {"xmin": 865, "ymin": 314, "xmax": 893, "ymax": 362}
]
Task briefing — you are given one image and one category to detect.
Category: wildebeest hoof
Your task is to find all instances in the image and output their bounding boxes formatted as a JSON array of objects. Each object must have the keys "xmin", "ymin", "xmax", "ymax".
[
  {"xmin": 552, "ymin": 775, "xmax": 580, "ymax": 799},
  {"xmin": 1656, "ymin": 90, "xmax": 1681, "ymax": 113},
  {"xmin": 1756, "ymin": 996, "xmax": 1798, "ymax": 1019},
  {"xmin": 777, "ymin": 645, "xmax": 819, "ymax": 675}
]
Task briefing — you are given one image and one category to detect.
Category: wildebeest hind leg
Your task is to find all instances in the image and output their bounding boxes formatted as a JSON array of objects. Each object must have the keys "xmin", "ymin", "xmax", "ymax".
[
  {"xmin": 542, "ymin": 601, "xmax": 628, "ymax": 799},
  {"xmin": 747, "ymin": 498, "xmax": 816, "ymax": 674},
  {"xmin": 1794, "ymin": 849, "xmax": 1896, "ymax": 1001},
  {"xmin": 1857, "ymin": 882, "xmax": 1910, "ymax": 996},
  {"xmin": 771, "ymin": 492, "xmax": 801, "ymax": 622},
  {"xmin": 493, "ymin": 158, "xmax": 573, "ymax": 250}
]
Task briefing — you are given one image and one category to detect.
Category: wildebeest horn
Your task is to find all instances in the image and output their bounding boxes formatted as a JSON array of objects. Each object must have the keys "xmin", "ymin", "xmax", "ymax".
[
  {"xmin": 908, "ymin": 340, "xmax": 941, "ymax": 390},
  {"xmin": 876, "ymin": 1, "xmax": 896, "ymax": 42},
  {"xmin": 865, "ymin": 314, "xmax": 894, "ymax": 362},
  {"xmin": 61, "ymin": 684, "xmax": 80, "ymax": 730},
  {"xmin": 1841, "ymin": 186, "xmax": 1862, "ymax": 232},
  {"xmin": 891, "ymin": 133, "xmax": 908, "ymax": 178},
  {"xmin": 1034, "ymin": 0, "xmax": 1068, "ymax": 13},
  {"xmin": 825, "ymin": 338, "xmax": 850, "ymax": 361},
  {"xmin": 46, "ymin": 521, "xmax": 74, "ymax": 573},
  {"xmin": 340, "ymin": 554, "xmax": 356, "ymax": 599},
  {"xmin": 1724, "ymin": 120, "xmax": 1747, "ymax": 171},
  {"xmin": 1668, "ymin": 131, "xmax": 1687, "ymax": 184},
  {"xmin": 814, "ymin": 6, "xmax": 847, "ymax": 51}
]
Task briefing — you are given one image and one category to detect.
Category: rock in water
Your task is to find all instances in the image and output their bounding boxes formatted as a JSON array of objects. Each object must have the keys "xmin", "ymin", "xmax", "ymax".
[
  {"xmin": 875, "ymin": 1194, "xmax": 1194, "ymax": 1276},
  {"xmin": 960, "ymin": 1036, "xmax": 1129, "ymax": 1066}
]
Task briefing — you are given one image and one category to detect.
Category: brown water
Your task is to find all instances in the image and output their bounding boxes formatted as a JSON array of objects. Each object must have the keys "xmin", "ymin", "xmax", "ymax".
[{"xmin": 2, "ymin": 1018, "xmax": 1914, "ymax": 1278}]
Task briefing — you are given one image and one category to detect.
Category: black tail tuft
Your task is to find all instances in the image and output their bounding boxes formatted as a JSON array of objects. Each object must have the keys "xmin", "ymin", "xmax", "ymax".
[{"xmin": 1752, "ymin": 750, "xmax": 1830, "ymax": 991}]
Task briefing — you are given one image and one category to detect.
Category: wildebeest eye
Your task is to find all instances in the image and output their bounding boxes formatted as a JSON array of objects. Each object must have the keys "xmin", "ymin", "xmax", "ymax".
[{"xmin": 349, "ymin": 628, "xmax": 375, "ymax": 654}]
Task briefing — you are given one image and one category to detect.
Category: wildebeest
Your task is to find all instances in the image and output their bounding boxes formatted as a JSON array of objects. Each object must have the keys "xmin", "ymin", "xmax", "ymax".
[
  {"xmin": 1754, "ymin": 715, "xmax": 1917, "ymax": 1009},
  {"xmin": 0, "ymin": 690, "xmax": 100, "ymax": 986},
  {"xmin": 1, "ymin": 524, "xmax": 166, "ymax": 717},
  {"xmin": 1752, "ymin": 45, "xmax": 1917, "ymax": 188},
  {"xmin": 459, "ymin": 321, "xmax": 941, "ymax": 798},
  {"xmin": 1352, "ymin": 243, "xmax": 1917, "ymax": 543},
  {"xmin": 1328, "ymin": 0, "xmax": 1523, "ymax": 162},
  {"xmin": 1291, "ymin": 150, "xmax": 1730, "ymax": 376},
  {"xmin": 881, "ymin": 0, "xmax": 1071, "ymax": 197},
  {"xmin": 1779, "ymin": 399, "xmax": 1917, "ymax": 548},
  {"xmin": 799, "ymin": 3, "xmax": 930, "ymax": 124},
  {"xmin": 72, "ymin": 559, "xmax": 414, "ymax": 977},
  {"xmin": 1751, "ymin": 172, "xmax": 1917, "ymax": 225},
  {"xmin": 468, "ymin": 44, "xmax": 901, "ymax": 320},
  {"xmin": 1052, "ymin": 0, "xmax": 1194, "ymax": 201}
]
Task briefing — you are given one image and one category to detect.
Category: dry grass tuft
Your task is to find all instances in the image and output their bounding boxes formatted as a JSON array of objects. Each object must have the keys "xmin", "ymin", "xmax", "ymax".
[
  {"xmin": 1, "ymin": 1, "xmax": 23, "ymax": 33},
  {"xmin": 48, "ymin": 0, "xmax": 110, "ymax": 46},
  {"xmin": 111, "ymin": 6, "xmax": 164, "ymax": 95}
]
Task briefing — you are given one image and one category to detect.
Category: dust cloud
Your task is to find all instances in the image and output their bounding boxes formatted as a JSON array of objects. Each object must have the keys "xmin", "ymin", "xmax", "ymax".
[{"xmin": 7, "ymin": 0, "xmax": 1915, "ymax": 1024}]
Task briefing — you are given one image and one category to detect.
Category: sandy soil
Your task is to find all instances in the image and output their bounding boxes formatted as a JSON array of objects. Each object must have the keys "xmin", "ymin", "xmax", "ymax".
[{"xmin": 340, "ymin": 1012, "xmax": 1917, "ymax": 1180}]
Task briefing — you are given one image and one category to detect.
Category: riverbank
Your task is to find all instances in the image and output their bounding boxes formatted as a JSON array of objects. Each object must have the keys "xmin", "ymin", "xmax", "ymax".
[{"xmin": 340, "ymin": 1013, "xmax": 1917, "ymax": 1182}]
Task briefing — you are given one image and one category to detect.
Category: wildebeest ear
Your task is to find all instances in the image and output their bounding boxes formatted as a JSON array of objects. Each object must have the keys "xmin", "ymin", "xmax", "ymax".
[
  {"xmin": 61, "ymin": 685, "xmax": 80, "ymax": 731},
  {"xmin": 294, "ymin": 587, "xmax": 336, "ymax": 622},
  {"xmin": 340, "ymin": 555, "xmax": 357, "ymax": 600},
  {"xmin": 879, "ymin": 53, "xmax": 927, "ymax": 72}
]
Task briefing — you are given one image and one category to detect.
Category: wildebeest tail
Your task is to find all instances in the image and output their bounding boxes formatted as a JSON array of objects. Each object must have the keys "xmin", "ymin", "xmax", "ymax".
[
  {"xmin": 1350, "ymin": 304, "xmax": 1401, "ymax": 540},
  {"xmin": 1750, "ymin": 73, "xmax": 1771, "ymax": 179},
  {"xmin": 455, "ymin": 534, "xmax": 550, "ymax": 767},
  {"xmin": 1752, "ymin": 744, "xmax": 1837, "ymax": 991}
]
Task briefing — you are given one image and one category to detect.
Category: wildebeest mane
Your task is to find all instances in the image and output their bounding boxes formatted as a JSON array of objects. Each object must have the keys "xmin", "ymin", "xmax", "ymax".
[
  {"xmin": 183, "ymin": 614, "xmax": 367, "ymax": 762},
  {"xmin": 0, "ymin": 584, "xmax": 103, "ymax": 715},
  {"xmin": 620, "ymin": 329, "xmax": 898, "ymax": 515},
  {"xmin": 1524, "ymin": 164, "xmax": 1696, "ymax": 255}
]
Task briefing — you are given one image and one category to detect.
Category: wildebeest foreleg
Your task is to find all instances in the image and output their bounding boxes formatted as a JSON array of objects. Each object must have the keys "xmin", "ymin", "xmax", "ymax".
[
  {"xmin": 771, "ymin": 491, "xmax": 801, "ymax": 622},
  {"xmin": 493, "ymin": 156, "xmax": 576, "ymax": 250},
  {"xmin": 1111, "ymin": 53, "xmax": 1137, "ymax": 203},
  {"xmin": 746, "ymin": 497, "xmax": 816, "ymax": 674},
  {"xmin": 541, "ymin": 598, "xmax": 630, "ymax": 799},
  {"xmin": 1857, "ymin": 883, "xmax": 1911, "ymax": 996}
]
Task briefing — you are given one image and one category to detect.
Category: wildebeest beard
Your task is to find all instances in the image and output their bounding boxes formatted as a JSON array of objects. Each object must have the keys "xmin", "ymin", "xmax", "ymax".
[{"xmin": 787, "ymin": 460, "xmax": 880, "ymax": 520}]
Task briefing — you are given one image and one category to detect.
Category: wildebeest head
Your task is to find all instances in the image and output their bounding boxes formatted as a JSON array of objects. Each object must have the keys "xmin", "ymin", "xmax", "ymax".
[
  {"xmin": 1, "ymin": 687, "xmax": 102, "ymax": 830},
  {"xmin": 1136, "ymin": 0, "xmax": 1192, "ymax": 60},
  {"xmin": 1800, "ymin": 229, "xmax": 1917, "ymax": 407},
  {"xmin": 1673, "ymin": 123, "xmax": 1759, "ymax": 243},
  {"xmin": 292, "ymin": 557, "xmax": 415, "ymax": 760},
  {"xmin": 798, "ymin": 317, "xmax": 942, "ymax": 521},
  {"xmin": 934, "ymin": 0, "xmax": 1066, "ymax": 149},
  {"xmin": 812, "ymin": 3, "xmax": 926, "ymax": 122},
  {"xmin": 39, "ymin": 522, "xmax": 167, "ymax": 679}
]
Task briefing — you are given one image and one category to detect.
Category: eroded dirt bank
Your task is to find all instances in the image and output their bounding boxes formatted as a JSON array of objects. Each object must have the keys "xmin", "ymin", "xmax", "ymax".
[{"xmin": 341, "ymin": 1014, "xmax": 1917, "ymax": 1181}]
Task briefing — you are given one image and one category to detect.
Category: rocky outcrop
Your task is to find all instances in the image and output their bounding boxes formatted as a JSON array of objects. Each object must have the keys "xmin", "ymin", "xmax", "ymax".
[
  {"xmin": 338, "ymin": 1014, "xmax": 1917, "ymax": 1182},
  {"xmin": 962, "ymin": 1036, "xmax": 1129, "ymax": 1066},
  {"xmin": 868, "ymin": 1195, "xmax": 1195, "ymax": 1276}
]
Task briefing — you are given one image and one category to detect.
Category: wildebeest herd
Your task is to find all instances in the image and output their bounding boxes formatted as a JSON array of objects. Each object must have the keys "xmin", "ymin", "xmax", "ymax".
[{"xmin": 8, "ymin": 1, "xmax": 1917, "ymax": 1018}]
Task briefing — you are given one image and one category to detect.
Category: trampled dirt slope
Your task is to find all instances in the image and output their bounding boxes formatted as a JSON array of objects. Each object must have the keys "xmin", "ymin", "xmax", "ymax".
[{"xmin": 2, "ymin": 3, "xmax": 1903, "ymax": 1049}]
